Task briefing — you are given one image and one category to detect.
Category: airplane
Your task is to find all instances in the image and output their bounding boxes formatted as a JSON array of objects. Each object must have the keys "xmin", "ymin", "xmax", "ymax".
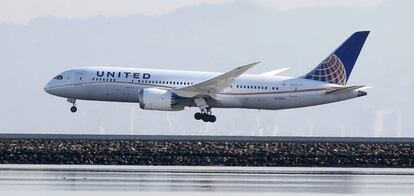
[{"xmin": 44, "ymin": 31, "xmax": 370, "ymax": 123}]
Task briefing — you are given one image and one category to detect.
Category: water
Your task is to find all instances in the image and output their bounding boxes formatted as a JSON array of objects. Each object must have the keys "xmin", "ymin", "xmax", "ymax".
[{"xmin": 0, "ymin": 165, "xmax": 413, "ymax": 195}]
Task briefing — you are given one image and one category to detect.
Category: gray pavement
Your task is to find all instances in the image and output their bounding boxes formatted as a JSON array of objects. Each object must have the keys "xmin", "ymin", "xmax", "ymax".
[{"xmin": 1, "ymin": 133, "xmax": 414, "ymax": 143}]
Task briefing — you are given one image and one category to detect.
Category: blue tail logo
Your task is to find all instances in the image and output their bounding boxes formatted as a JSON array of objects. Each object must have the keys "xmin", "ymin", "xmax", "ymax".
[{"xmin": 304, "ymin": 31, "xmax": 370, "ymax": 85}]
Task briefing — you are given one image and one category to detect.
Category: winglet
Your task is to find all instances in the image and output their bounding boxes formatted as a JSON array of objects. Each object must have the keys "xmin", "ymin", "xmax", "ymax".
[{"xmin": 236, "ymin": 61, "xmax": 261, "ymax": 72}]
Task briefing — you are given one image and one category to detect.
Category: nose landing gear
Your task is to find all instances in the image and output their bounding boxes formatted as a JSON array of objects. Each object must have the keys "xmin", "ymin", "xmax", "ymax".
[
  {"xmin": 70, "ymin": 106, "xmax": 77, "ymax": 113},
  {"xmin": 67, "ymin": 98, "xmax": 77, "ymax": 113}
]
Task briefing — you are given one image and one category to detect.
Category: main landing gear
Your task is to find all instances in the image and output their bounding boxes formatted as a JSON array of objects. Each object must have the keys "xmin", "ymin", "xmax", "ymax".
[
  {"xmin": 67, "ymin": 98, "xmax": 77, "ymax": 113},
  {"xmin": 193, "ymin": 97, "xmax": 216, "ymax": 123},
  {"xmin": 194, "ymin": 108, "xmax": 216, "ymax": 122}
]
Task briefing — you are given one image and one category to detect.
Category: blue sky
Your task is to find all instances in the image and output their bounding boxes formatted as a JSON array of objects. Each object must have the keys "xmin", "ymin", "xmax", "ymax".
[{"xmin": 0, "ymin": 0, "xmax": 412, "ymax": 136}]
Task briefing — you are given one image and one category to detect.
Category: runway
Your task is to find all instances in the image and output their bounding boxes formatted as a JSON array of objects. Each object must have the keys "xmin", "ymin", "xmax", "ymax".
[
  {"xmin": 1, "ymin": 165, "xmax": 414, "ymax": 195},
  {"xmin": 2, "ymin": 133, "xmax": 414, "ymax": 143}
]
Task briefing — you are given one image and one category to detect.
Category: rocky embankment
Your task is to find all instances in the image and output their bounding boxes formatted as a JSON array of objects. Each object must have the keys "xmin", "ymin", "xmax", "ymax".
[{"xmin": 1, "ymin": 138, "xmax": 413, "ymax": 167}]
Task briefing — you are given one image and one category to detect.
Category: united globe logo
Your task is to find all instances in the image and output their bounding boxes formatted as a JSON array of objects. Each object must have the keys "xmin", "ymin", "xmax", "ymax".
[{"xmin": 305, "ymin": 54, "xmax": 347, "ymax": 85}]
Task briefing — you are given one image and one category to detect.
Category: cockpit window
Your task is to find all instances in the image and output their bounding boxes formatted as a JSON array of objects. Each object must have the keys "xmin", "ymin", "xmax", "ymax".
[{"xmin": 54, "ymin": 75, "xmax": 63, "ymax": 80}]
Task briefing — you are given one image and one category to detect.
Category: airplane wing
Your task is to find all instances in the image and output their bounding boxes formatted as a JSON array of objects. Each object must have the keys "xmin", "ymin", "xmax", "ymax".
[
  {"xmin": 259, "ymin": 67, "xmax": 291, "ymax": 76},
  {"xmin": 173, "ymin": 62, "xmax": 260, "ymax": 98}
]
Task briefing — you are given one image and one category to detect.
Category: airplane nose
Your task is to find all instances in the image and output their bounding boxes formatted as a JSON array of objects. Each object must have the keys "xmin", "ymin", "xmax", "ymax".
[{"xmin": 44, "ymin": 81, "xmax": 53, "ymax": 94}]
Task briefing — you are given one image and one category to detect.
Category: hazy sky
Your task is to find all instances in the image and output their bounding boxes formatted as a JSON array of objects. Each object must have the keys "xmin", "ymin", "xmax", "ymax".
[
  {"xmin": 0, "ymin": 0, "xmax": 383, "ymax": 24},
  {"xmin": 0, "ymin": 0, "xmax": 412, "ymax": 136}
]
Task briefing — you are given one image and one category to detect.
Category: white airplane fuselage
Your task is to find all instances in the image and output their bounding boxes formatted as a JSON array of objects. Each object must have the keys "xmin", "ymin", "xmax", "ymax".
[
  {"xmin": 44, "ymin": 67, "xmax": 364, "ymax": 110},
  {"xmin": 44, "ymin": 31, "xmax": 370, "ymax": 122}
]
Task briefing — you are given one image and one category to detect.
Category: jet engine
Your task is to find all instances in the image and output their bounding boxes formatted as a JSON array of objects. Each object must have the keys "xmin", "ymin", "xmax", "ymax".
[{"xmin": 138, "ymin": 88, "xmax": 184, "ymax": 111}]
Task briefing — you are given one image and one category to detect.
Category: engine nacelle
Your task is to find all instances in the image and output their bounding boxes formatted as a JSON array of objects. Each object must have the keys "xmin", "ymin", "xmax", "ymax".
[{"xmin": 138, "ymin": 88, "xmax": 183, "ymax": 111}]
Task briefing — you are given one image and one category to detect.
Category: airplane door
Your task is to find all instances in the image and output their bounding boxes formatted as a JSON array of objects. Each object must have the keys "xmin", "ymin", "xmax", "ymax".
[
  {"xmin": 74, "ymin": 72, "xmax": 84, "ymax": 86},
  {"xmin": 289, "ymin": 84, "xmax": 299, "ymax": 97}
]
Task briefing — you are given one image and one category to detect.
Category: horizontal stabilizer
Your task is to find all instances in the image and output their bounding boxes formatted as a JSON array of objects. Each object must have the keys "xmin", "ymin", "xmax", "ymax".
[
  {"xmin": 259, "ymin": 67, "xmax": 291, "ymax": 76},
  {"xmin": 325, "ymin": 85, "xmax": 365, "ymax": 95},
  {"xmin": 356, "ymin": 86, "xmax": 373, "ymax": 91}
]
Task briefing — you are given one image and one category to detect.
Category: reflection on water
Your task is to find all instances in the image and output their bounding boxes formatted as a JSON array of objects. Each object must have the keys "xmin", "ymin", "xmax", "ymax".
[{"xmin": 0, "ymin": 165, "xmax": 414, "ymax": 195}]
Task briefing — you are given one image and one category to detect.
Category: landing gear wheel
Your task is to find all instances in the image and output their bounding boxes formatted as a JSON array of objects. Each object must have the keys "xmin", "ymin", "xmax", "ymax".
[
  {"xmin": 197, "ymin": 113, "xmax": 216, "ymax": 123},
  {"xmin": 194, "ymin": 112, "xmax": 202, "ymax": 120},
  {"xmin": 202, "ymin": 113, "xmax": 209, "ymax": 122},
  {"xmin": 70, "ymin": 106, "xmax": 77, "ymax": 113},
  {"xmin": 208, "ymin": 115, "xmax": 216, "ymax": 123}
]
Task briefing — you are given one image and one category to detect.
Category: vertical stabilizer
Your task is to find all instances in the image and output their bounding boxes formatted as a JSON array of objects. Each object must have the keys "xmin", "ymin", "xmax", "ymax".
[{"xmin": 303, "ymin": 31, "xmax": 370, "ymax": 85}]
